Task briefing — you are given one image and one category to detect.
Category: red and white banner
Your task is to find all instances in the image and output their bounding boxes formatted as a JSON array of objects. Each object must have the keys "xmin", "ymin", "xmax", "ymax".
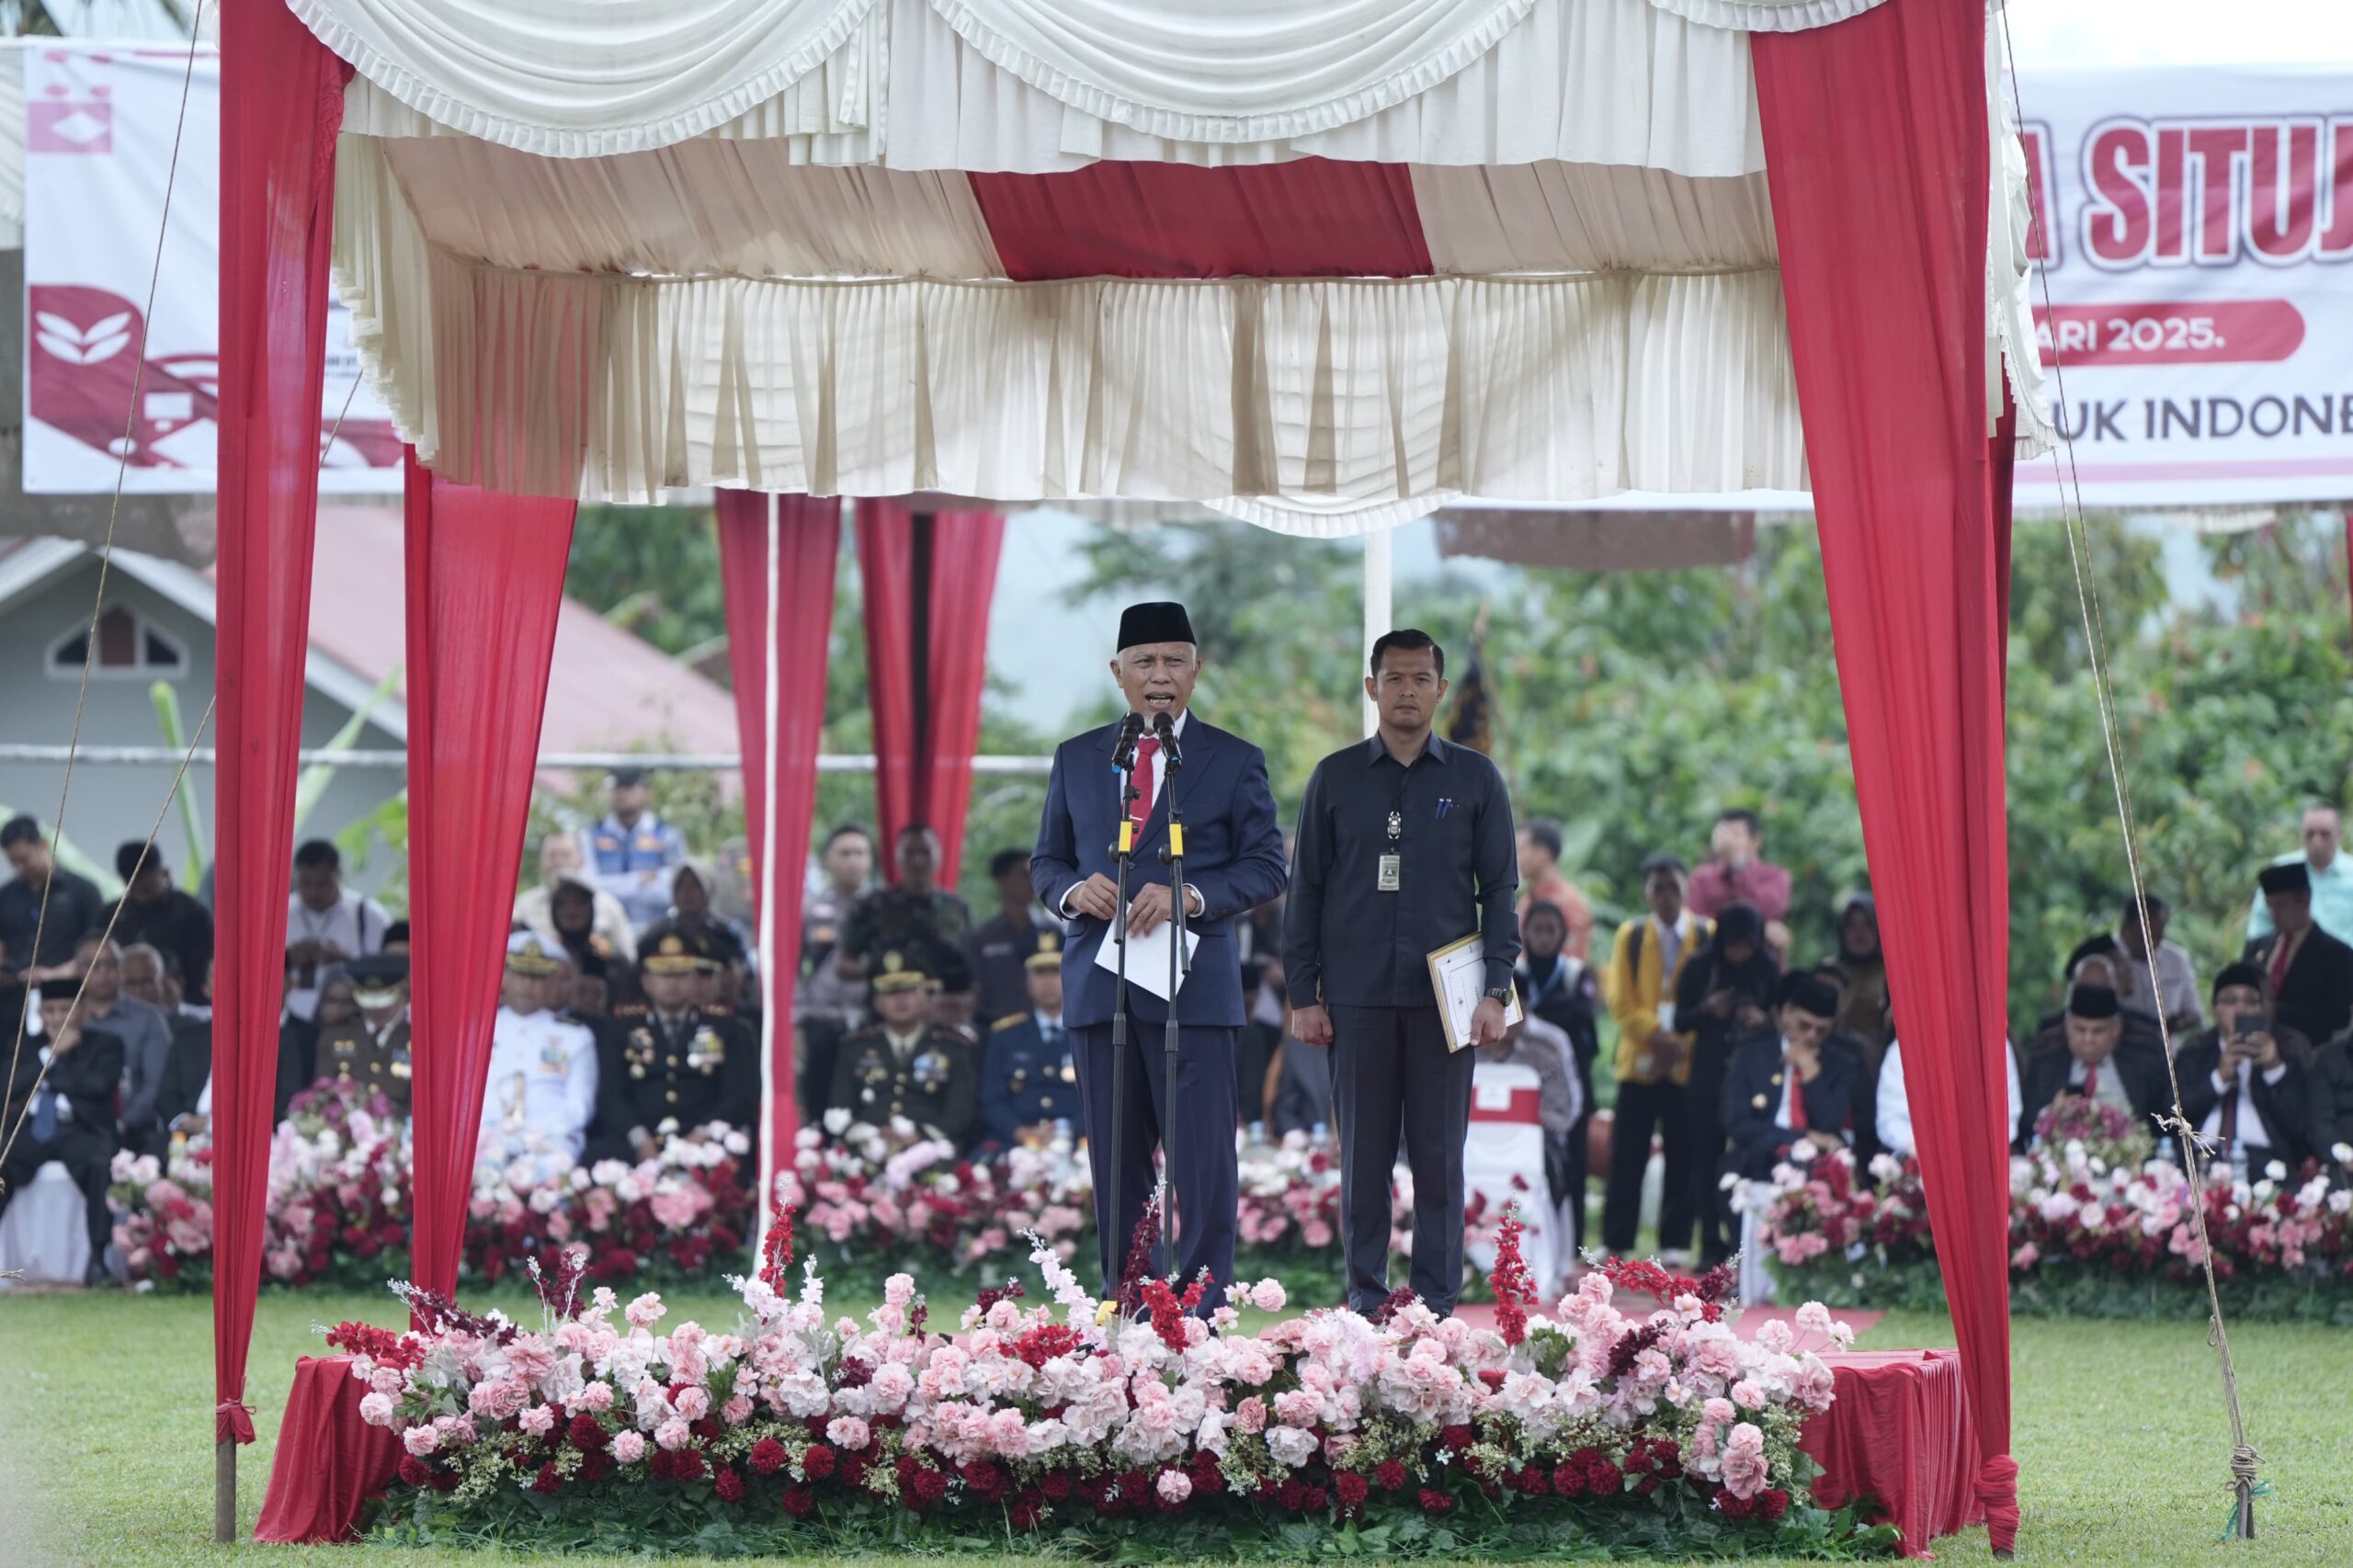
[
  {"xmin": 21, "ymin": 42, "xmax": 400, "ymax": 494},
  {"xmin": 2017, "ymin": 67, "xmax": 2353, "ymax": 508}
]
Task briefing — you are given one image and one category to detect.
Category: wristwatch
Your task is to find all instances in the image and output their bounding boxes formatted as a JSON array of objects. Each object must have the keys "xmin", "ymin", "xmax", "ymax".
[{"xmin": 1483, "ymin": 985, "xmax": 1512, "ymax": 1005}]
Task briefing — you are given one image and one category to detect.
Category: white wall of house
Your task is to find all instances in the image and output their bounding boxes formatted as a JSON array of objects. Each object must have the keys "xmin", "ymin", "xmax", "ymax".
[{"xmin": 0, "ymin": 557, "xmax": 407, "ymax": 900}]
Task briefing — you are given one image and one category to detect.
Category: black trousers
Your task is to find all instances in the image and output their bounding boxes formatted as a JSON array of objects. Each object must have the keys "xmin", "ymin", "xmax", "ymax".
[
  {"xmin": 0, "ymin": 1127, "xmax": 116, "ymax": 1261},
  {"xmin": 1330, "ymin": 1005, "xmax": 1473, "ymax": 1315},
  {"xmin": 1685, "ymin": 1038, "xmax": 1738, "ymax": 1267},
  {"xmin": 1600, "ymin": 1079, "xmax": 1695, "ymax": 1256},
  {"xmin": 1074, "ymin": 1021, "xmax": 1237, "ymax": 1301}
]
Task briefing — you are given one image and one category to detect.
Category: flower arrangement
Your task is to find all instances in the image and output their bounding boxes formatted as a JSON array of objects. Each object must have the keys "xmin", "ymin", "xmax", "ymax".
[
  {"xmin": 110, "ymin": 1100, "xmax": 756, "ymax": 1293},
  {"xmin": 1739, "ymin": 1144, "xmax": 2353, "ymax": 1324},
  {"xmin": 2028, "ymin": 1090, "xmax": 2153, "ymax": 1169},
  {"xmin": 350, "ymin": 1197, "xmax": 1888, "ymax": 1559}
]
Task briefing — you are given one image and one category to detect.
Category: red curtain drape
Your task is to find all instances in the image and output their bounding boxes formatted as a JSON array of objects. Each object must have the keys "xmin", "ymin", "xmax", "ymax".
[
  {"xmin": 715, "ymin": 492, "xmax": 841, "ymax": 1205},
  {"xmin": 403, "ymin": 453, "xmax": 577, "ymax": 1297},
  {"xmin": 1755, "ymin": 0, "xmax": 2020, "ymax": 1552},
  {"xmin": 212, "ymin": 0, "xmax": 345, "ymax": 1449},
  {"xmin": 855, "ymin": 503, "xmax": 1006, "ymax": 887}
]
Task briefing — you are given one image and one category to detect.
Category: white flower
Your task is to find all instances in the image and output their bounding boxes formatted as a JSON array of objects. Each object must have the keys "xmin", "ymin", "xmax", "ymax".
[
  {"xmin": 823, "ymin": 1108, "xmax": 851, "ymax": 1135},
  {"xmin": 2265, "ymin": 1160, "xmax": 2288, "ymax": 1182}
]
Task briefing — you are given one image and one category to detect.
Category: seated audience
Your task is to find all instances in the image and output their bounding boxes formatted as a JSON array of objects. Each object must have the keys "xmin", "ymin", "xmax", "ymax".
[
  {"xmin": 70, "ymin": 935, "xmax": 175, "ymax": 1158},
  {"xmin": 479, "ymin": 933, "xmax": 599, "ymax": 1179},
  {"xmin": 1514, "ymin": 817, "xmax": 1594, "ymax": 960},
  {"xmin": 978, "ymin": 943, "xmax": 1076, "ymax": 1152},
  {"xmin": 284, "ymin": 839, "xmax": 390, "ymax": 1022},
  {"xmin": 1874, "ymin": 1029, "xmax": 2024, "ymax": 1160},
  {"xmin": 2018, "ymin": 983, "xmax": 2168, "ymax": 1149},
  {"xmin": 837, "ymin": 823, "xmax": 974, "ymax": 996},
  {"xmin": 2174, "ymin": 962, "xmax": 2329, "ymax": 1173},
  {"xmin": 102, "ymin": 841, "xmax": 213, "ymax": 1005},
  {"xmin": 1719, "ymin": 972, "xmax": 1857, "ymax": 1183},
  {"xmin": 601, "ymin": 931, "xmax": 757, "ymax": 1159},
  {"xmin": 310, "ymin": 952, "xmax": 414, "ymax": 1116},
  {"xmin": 515, "ymin": 833, "xmax": 638, "ymax": 963},
  {"xmin": 2242, "ymin": 861, "xmax": 2353, "ymax": 1047},
  {"xmin": 0, "ymin": 814, "xmax": 104, "ymax": 982},
  {"xmin": 2, "ymin": 980, "xmax": 127, "ymax": 1286},
  {"xmin": 1674, "ymin": 901, "xmax": 1779, "ymax": 1267},
  {"xmin": 826, "ymin": 957, "xmax": 978, "ymax": 1147},
  {"xmin": 648, "ymin": 858, "xmax": 751, "ymax": 972},
  {"xmin": 796, "ymin": 824, "xmax": 876, "ymax": 1119},
  {"xmin": 2313, "ymin": 1024, "xmax": 2353, "ymax": 1156},
  {"xmin": 2115, "ymin": 893, "xmax": 2203, "ymax": 1035},
  {"xmin": 2029, "ymin": 936, "xmax": 2165, "ymax": 1060},
  {"xmin": 1822, "ymin": 892, "xmax": 1889, "ymax": 1053}
]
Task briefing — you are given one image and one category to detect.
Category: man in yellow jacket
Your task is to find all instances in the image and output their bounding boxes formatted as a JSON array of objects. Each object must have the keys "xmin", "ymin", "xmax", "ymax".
[{"xmin": 1599, "ymin": 852, "xmax": 1711, "ymax": 1261}]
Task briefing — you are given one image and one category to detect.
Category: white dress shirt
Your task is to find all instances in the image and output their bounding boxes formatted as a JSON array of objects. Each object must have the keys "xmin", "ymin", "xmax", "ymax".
[
  {"xmin": 283, "ymin": 888, "xmax": 392, "ymax": 1020},
  {"xmin": 1876, "ymin": 1038, "xmax": 2025, "ymax": 1158}
]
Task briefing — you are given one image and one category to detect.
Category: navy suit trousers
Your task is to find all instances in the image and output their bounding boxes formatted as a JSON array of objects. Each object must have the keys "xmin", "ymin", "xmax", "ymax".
[{"xmin": 1073, "ymin": 1021, "xmax": 1237, "ymax": 1301}]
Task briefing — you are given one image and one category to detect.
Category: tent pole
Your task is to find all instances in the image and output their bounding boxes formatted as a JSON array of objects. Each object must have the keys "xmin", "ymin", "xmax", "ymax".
[
  {"xmin": 215, "ymin": 1439, "xmax": 235, "ymax": 1541},
  {"xmin": 1361, "ymin": 527, "xmax": 1392, "ymax": 737}
]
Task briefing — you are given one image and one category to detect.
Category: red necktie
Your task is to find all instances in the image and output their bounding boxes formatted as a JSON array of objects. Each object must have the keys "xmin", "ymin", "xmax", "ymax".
[
  {"xmin": 2081, "ymin": 1062, "xmax": 2099, "ymax": 1098},
  {"xmin": 2268, "ymin": 932, "xmax": 2294, "ymax": 996},
  {"xmin": 1786, "ymin": 1069, "xmax": 1807, "ymax": 1132},
  {"xmin": 1129, "ymin": 736, "xmax": 1159, "ymax": 827}
]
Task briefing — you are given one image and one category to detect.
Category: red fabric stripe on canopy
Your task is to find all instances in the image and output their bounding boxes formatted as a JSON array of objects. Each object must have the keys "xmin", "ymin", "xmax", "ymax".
[
  {"xmin": 969, "ymin": 158, "xmax": 1432, "ymax": 281},
  {"xmin": 1754, "ymin": 0, "xmax": 2019, "ymax": 1553}
]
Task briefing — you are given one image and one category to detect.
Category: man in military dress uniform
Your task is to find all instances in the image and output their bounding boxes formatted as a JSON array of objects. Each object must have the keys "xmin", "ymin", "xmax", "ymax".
[
  {"xmin": 836, "ymin": 824, "xmax": 974, "ymax": 995},
  {"xmin": 312, "ymin": 952, "xmax": 414, "ymax": 1116},
  {"xmin": 979, "ymin": 937, "xmax": 1077, "ymax": 1152},
  {"xmin": 825, "ymin": 956, "xmax": 979, "ymax": 1147},
  {"xmin": 480, "ymin": 933, "xmax": 599, "ymax": 1180},
  {"xmin": 605, "ymin": 930, "xmax": 759, "ymax": 1158}
]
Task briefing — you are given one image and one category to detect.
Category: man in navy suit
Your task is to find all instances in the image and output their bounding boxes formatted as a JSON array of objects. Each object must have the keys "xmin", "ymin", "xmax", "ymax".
[{"xmin": 1032, "ymin": 601, "xmax": 1288, "ymax": 1301}]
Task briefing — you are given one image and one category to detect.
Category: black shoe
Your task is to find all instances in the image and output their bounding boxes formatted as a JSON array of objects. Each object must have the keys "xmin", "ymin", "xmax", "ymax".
[{"xmin": 84, "ymin": 1260, "xmax": 114, "ymax": 1290}]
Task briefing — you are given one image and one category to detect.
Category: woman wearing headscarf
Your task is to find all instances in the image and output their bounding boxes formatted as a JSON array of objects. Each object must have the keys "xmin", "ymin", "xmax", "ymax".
[
  {"xmin": 1672, "ymin": 901, "xmax": 1779, "ymax": 1267},
  {"xmin": 1823, "ymin": 893, "xmax": 1889, "ymax": 1052}
]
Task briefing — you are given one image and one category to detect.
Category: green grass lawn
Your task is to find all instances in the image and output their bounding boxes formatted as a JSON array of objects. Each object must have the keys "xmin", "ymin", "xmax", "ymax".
[{"xmin": 1, "ymin": 1282, "xmax": 2348, "ymax": 1565}]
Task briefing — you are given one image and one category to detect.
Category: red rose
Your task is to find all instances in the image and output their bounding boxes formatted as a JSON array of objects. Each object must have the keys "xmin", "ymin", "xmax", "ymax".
[
  {"xmin": 801, "ymin": 1443, "xmax": 836, "ymax": 1480},
  {"xmin": 1718, "ymin": 1488, "xmax": 1756, "ymax": 1520},
  {"xmin": 396, "ymin": 1456, "xmax": 432, "ymax": 1489},
  {"xmin": 1417, "ymin": 1487, "xmax": 1454, "ymax": 1516},
  {"xmin": 781, "ymin": 1484, "xmax": 816, "ymax": 1518},
  {"xmin": 1759, "ymin": 1487, "xmax": 1791, "ymax": 1521},
  {"xmin": 714, "ymin": 1467, "xmax": 746, "ymax": 1503},
  {"xmin": 671, "ymin": 1449, "xmax": 708, "ymax": 1483},
  {"xmin": 749, "ymin": 1437, "xmax": 787, "ymax": 1476},
  {"xmin": 567, "ymin": 1413, "xmax": 607, "ymax": 1451},
  {"xmin": 1375, "ymin": 1460, "xmax": 1408, "ymax": 1492},
  {"xmin": 1334, "ymin": 1471, "xmax": 1370, "ymax": 1513},
  {"xmin": 532, "ymin": 1463, "xmax": 563, "ymax": 1495}
]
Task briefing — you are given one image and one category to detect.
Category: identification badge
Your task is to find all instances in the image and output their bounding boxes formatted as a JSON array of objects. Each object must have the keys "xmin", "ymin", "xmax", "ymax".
[{"xmin": 1377, "ymin": 853, "xmax": 1402, "ymax": 892}]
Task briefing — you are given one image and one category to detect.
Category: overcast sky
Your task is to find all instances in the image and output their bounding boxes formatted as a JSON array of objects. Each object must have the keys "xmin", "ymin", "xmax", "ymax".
[{"xmin": 2008, "ymin": 0, "xmax": 2353, "ymax": 65}]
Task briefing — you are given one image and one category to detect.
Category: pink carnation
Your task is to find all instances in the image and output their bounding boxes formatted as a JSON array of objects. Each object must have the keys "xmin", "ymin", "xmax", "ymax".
[
  {"xmin": 611, "ymin": 1430, "xmax": 646, "ymax": 1463},
  {"xmin": 827, "ymin": 1416, "xmax": 870, "ymax": 1451},
  {"xmin": 654, "ymin": 1418, "xmax": 691, "ymax": 1451}
]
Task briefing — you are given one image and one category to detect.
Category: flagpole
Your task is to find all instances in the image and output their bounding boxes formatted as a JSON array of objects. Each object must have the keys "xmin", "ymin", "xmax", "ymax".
[{"xmin": 1362, "ymin": 527, "xmax": 1392, "ymax": 737}]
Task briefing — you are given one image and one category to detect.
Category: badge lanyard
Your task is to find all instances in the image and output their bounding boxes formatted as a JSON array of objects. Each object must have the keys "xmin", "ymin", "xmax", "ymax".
[{"xmin": 1378, "ymin": 766, "xmax": 1409, "ymax": 893}]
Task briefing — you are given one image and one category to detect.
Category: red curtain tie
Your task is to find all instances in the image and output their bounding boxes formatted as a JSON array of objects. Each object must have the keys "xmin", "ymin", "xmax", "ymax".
[
  {"xmin": 1973, "ymin": 1454, "xmax": 2021, "ymax": 1556},
  {"xmin": 216, "ymin": 1398, "xmax": 256, "ymax": 1446}
]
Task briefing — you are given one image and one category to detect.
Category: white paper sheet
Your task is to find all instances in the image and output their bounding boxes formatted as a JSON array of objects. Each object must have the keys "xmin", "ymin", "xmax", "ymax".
[{"xmin": 1092, "ymin": 920, "xmax": 1202, "ymax": 1003}]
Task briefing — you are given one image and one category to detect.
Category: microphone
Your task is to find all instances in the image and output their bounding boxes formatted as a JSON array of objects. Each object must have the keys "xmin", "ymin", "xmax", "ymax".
[
  {"xmin": 1152, "ymin": 709, "xmax": 1183, "ymax": 767},
  {"xmin": 1112, "ymin": 711, "xmax": 1146, "ymax": 770}
]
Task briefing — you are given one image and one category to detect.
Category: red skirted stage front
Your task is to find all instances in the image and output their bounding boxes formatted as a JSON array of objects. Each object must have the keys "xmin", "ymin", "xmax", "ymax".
[{"xmin": 255, "ymin": 1346, "xmax": 1980, "ymax": 1553}]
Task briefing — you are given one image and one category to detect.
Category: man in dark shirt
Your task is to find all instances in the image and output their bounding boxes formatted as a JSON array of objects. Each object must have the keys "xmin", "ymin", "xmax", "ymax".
[
  {"xmin": 1284, "ymin": 629, "xmax": 1519, "ymax": 1316},
  {"xmin": 72, "ymin": 935, "xmax": 176, "ymax": 1157},
  {"xmin": 966, "ymin": 847, "xmax": 1051, "ymax": 1024},
  {"xmin": 0, "ymin": 814, "xmax": 105, "ymax": 982},
  {"xmin": 100, "ymin": 841, "xmax": 214, "ymax": 1005},
  {"xmin": 2, "ymin": 980, "xmax": 127, "ymax": 1286},
  {"xmin": 837, "ymin": 824, "xmax": 974, "ymax": 997}
]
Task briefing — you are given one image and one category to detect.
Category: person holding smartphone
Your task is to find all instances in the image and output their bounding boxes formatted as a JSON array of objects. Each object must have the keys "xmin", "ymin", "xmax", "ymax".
[{"xmin": 2171, "ymin": 963, "xmax": 2329, "ymax": 1172}]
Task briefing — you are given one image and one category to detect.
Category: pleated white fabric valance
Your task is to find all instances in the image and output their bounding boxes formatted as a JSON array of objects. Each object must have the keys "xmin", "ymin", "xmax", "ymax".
[{"xmin": 289, "ymin": 0, "xmax": 875, "ymax": 154}]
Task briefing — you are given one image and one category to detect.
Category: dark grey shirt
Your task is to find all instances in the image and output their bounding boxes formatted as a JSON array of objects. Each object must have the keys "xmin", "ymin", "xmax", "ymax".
[{"xmin": 1283, "ymin": 733, "xmax": 1520, "ymax": 1009}]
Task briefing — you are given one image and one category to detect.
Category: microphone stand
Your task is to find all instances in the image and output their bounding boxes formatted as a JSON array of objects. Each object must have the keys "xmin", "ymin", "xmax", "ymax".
[
  {"xmin": 1156, "ymin": 729, "xmax": 1191, "ymax": 1284},
  {"xmin": 1107, "ymin": 723, "xmax": 1142, "ymax": 1305}
]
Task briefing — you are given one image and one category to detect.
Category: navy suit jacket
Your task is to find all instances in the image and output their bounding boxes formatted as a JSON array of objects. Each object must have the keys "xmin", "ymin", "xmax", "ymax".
[
  {"xmin": 1031, "ymin": 713, "xmax": 1288, "ymax": 1028},
  {"xmin": 1720, "ymin": 1032, "xmax": 1862, "ymax": 1182}
]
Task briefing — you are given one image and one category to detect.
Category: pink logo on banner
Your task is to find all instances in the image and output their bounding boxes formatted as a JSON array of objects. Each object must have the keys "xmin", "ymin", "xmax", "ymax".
[{"xmin": 29, "ymin": 100, "xmax": 112, "ymax": 153}]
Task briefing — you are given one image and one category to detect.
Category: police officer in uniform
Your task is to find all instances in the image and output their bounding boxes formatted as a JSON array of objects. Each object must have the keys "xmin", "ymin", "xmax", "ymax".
[
  {"xmin": 604, "ymin": 930, "xmax": 759, "ymax": 1156},
  {"xmin": 979, "ymin": 936, "xmax": 1077, "ymax": 1152},
  {"xmin": 312, "ymin": 952, "xmax": 414, "ymax": 1116},
  {"xmin": 826, "ymin": 954, "xmax": 979, "ymax": 1146}
]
